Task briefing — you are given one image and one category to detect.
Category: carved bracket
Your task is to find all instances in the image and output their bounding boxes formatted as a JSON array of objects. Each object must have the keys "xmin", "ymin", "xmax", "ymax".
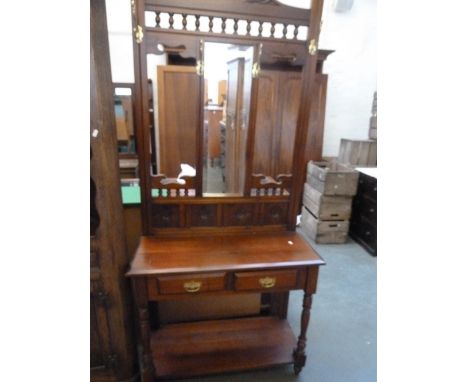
[
  {"xmin": 151, "ymin": 174, "xmax": 196, "ymax": 198},
  {"xmin": 250, "ymin": 173, "xmax": 292, "ymax": 196}
]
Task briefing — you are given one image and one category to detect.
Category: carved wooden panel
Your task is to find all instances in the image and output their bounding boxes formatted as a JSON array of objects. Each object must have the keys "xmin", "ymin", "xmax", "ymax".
[
  {"xmin": 262, "ymin": 202, "xmax": 288, "ymax": 225},
  {"xmin": 223, "ymin": 203, "xmax": 256, "ymax": 226},
  {"xmin": 253, "ymin": 70, "xmax": 301, "ymax": 177},
  {"xmin": 253, "ymin": 71, "xmax": 277, "ymax": 176},
  {"xmin": 157, "ymin": 65, "xmax": 199, "ymax": 177},
  {"xmin": 250, "ymin": 174, "xmax": 292, "ymax": 196},
  {"xmin": 277, "ymin": 72, "xmax": 301, "ymax": 174},
  {"xmin": 190, "ymin": 204, "xmax": 218, "ymax": 227},
  {"xmin": 305, "ymin": 74, "xmax": 328, "ymax": 163},
  {"xmin": 152, "ymin": 204, "xmax": 180, "ymax": 228},
  {"xmin": 151, "ymin": 174, "xmax": 196, "ymax": 198}
]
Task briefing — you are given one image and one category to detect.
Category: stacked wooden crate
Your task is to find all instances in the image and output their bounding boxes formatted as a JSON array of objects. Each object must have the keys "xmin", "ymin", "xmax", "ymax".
[
  {"xmin": 301, "ymin": 161, "xmax": 359, "ymax": 244},
  {"xmin": 369, "ymin": 91, "xmax": 377, "ymax": 140},
  {"xmin": 338, "ymin": 138, "xmax": 377, "ymax": 167}
]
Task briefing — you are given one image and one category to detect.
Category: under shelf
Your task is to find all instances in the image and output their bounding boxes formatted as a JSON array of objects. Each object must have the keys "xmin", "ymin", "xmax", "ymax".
[{"xmin": 151, "ymin": 316, "xmax": 297, "ymax": 379}]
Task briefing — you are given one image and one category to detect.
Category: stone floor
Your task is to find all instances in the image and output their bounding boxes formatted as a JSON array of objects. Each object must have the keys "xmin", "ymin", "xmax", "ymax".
[{"xmin": 174, "ymin": 230, "xmax": 377, "ymax": 382}]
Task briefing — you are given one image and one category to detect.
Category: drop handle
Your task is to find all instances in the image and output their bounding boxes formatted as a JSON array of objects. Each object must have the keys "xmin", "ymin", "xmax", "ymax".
[
  {"xmin": 259, "ymin": 277, "xmax": 276, "ymax": 288},
  {"xmin": 183, "ymin": 280, "xmax": 202, "ymax": 293}
]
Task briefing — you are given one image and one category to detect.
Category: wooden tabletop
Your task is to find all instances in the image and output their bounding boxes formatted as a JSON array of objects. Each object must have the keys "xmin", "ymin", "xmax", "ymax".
[{"xmin": 127, "ymin": 232, "xmax": 325, "ymax": 276}]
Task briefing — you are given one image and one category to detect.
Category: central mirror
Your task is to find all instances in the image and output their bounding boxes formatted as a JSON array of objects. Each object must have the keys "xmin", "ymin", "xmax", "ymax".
[
  {"xmin": 145, "ymin": 41, "xmax": 254, "ymax": 197},
  {"xmin": 202, "ymin": 42, "xmax": 254, "ymax": 196}
]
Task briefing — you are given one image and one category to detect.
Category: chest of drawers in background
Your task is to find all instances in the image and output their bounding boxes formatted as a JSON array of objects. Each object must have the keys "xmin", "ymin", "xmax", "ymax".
[{"xmin": 349, "ymin": 169, "xmax": 377, "ymax": 256}]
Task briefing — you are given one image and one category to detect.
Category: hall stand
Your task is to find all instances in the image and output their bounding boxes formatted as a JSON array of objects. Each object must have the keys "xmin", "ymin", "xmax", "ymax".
[{"xmin": 125, "ymin": 0, "xmax": 332, "ymax": 380}]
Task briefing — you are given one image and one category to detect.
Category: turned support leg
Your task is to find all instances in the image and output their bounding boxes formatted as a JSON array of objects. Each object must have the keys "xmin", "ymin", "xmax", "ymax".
[
  {"xmin": 132, "ymin": 279, "xmax": 155, "ymax": 382},
  {"xmin": 293, "ymin": 293, "xmax": 313, "ymax": 374}
]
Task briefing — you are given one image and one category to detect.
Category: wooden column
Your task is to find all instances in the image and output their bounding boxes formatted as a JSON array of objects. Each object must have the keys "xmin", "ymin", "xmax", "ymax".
[
  {"xmin": 132, "ymin": 278, "xmax": 155, "ymax": 381},
  {"xmin": 293, "ymin": 266, "xmax": 319, "ymax": 374},
  {"xmin": 293, "ymin": 293, "xmax": 313, "ymax": 374},
  {"xmin": 90, "ymin": 0, "xmax": 137, "ymax": 380},
  {"xmin": 133, "ymin": 0, "xmax": 152, "ymax": 233},
  {"xmin": 287, "ymin": 0, "xmax": 325, "ymax": 230}
]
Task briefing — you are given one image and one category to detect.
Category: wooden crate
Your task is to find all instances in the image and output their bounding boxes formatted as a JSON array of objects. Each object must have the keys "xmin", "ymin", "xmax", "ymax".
[
  {"xmin": 303, "ymin": 183, "xmax": 352, "ymax": 221},
  {"xmin": 301, "ymin": 206, "xmax": 349, "ymax": 244},
  {"xmin": 369, "ymin": 116, "xmax": 377, "ymax": 140},
  {"xmin": 306, "ymin": 161, "xmax": 359, "ymax": 196},
  {"xmin": 338, "ymin": 139, "xmax": 377, "ymax": 166}
]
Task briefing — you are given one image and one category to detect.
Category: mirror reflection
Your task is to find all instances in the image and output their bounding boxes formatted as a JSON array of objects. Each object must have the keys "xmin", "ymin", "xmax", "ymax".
[
  {"xmin": 114, "ymin": 87, "xmax": 136, "ymax": 155},
  {"xmin": 113, "ymin": 85, "xmax": 139, "ymax": 184},
  {"xmin": 203, "ymin": 42, "xmax": 254, "ymax": 195},
  {"xmin": 146, "ymin": 52, "xmax": 199, "ymax": 180}
]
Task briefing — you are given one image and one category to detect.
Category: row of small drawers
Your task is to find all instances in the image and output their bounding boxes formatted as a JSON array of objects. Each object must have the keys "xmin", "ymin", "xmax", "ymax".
[{"xmin": 147, "ymin": 268, "xmax": 306, "ymax": 300}]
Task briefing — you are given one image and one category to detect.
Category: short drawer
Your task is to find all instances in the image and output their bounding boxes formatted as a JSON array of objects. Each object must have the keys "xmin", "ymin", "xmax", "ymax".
[
  {"xmin": 357, "ymin": 173, "xmax": 377, "ymax": 201},
  {"xmin": 158, "ymin": 273, "xmax": 226, "ymax": 295},
  {"xmin": 234, "ymin": 270, "xmax": 298, "ymax": 292}
]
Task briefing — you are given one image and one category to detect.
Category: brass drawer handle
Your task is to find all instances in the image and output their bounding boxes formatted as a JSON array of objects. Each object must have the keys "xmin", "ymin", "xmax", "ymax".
[
  {"xmin": 183, "ymin": 280, "xmax": 202, "ymax": 293},
  {"xmin": 259, "ymin": 277, "xmax": 276, "ymax": 289}
]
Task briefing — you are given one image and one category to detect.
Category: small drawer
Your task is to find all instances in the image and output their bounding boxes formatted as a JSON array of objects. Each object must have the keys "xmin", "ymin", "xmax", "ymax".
[
  {"xmin": 158, "ymin": 273, "xmax": 226, "ymax": 295},
  {"xmin": 352, "ymin": 195, "xmax": 377, "ymax": 225},
  {"xmin": 234, "ymin": 270, "xmax": 298, "ymax": 292},
  {"xmin": 358, "ymin": 173, "xmax": 377, "ymax": 201}
]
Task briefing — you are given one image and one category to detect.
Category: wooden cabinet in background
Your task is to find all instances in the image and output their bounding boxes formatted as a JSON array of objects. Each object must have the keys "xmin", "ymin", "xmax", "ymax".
[
  {"xmin": 205, "ymin": 106, "xmax": 223, "ymax": 164},
  {"xmin": 157, "ymin": 65, "xmax": 200, "ymax": 177},
  {"xmin": 349, "ymin": 170, "xmax": 377, "ymax": 256}
]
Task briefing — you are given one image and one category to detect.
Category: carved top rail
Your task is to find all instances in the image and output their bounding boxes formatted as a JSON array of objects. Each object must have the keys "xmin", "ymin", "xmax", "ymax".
[
  {"xmin": 145, "ymin": 10, "xmax": 309, "ymax": 43},
  {"xmin": 144, "ymin": 0, "xmax": 310, "ymax": 26},
  {"xmin": 143, "ymin": 0, "xmax": 313, "ymax": 44}
]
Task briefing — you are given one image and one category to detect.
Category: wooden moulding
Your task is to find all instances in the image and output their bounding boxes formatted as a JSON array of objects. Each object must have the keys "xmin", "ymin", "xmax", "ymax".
[
  {"xmin": 302, "ymin": 182, "xmax": 353, "ymax": 221},
  {"xmin": 301, "ymin": 206, "xmax": 349, "ymax": 244},
  {"xmin": 306, "ymin": 161, "xmax": 359, "ymax": 196},
  {"xmin": 151, "ymin": 316, "xmax": 297, "ymax": 379},
  {"xmin": 338, "ymin": 138, "xmax": 377, "ymax": 167}
]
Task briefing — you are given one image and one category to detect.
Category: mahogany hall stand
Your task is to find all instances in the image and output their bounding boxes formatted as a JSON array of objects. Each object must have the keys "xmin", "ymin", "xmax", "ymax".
[{"xmin": 125, "ymin": 0, "xmax": 330, "ymax": 380}]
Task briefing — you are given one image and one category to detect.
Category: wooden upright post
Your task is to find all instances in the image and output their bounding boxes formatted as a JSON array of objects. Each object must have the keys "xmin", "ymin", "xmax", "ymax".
[{"xmin": 287, "ymin": 0, "xmax": 325, "ymax": 230}]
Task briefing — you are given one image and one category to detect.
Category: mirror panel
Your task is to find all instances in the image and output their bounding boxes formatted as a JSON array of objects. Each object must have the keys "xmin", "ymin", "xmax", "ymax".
[
  {"xmin": 113, "ymin": 85, "xmax": 139, "ymax": 186},
  {"xmin": 202, "ymin": 42, "xmax": 254, "ymax": 196},
  {"xmin": 252, "ymin": 69, "xmax": 301, "ymax": 177}
]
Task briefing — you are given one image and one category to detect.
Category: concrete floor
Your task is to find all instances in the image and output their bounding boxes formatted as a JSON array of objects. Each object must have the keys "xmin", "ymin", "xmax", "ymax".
[{"xmin": 175, "ymin": 230, "xmax": 377, "ymax": 382}]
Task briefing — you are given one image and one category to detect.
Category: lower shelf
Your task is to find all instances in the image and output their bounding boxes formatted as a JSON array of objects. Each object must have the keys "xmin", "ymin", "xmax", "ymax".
[{"xmin": 151, "ymin": 316, "xmax": 297, "ymax": 379}]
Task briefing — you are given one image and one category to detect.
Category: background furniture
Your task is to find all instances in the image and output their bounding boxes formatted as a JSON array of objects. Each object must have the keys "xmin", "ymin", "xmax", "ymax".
[
  {"xmin": 205, "ymin": 105, "xmax": 223, "ymax": 166},
  {"xmin": 369, "ymin": 91, "xmax": 377, "ymax": 140},
  {"xmin": 349, "ymin": 168, "xmax": 377, "ymax": 256},
  {"xmin": 338, "ymin": 138, "xmax": 377, "ymax": 167},
  {"xmin": 301, "ymin": 161, "xmax": 359, "ymax": 244}
]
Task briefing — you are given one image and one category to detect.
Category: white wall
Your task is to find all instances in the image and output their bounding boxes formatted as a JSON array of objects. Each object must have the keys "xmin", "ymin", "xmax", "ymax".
[
  {"xmin": 319, "ymin": 0, "xmax": 377, "ymax": 156},
  {"xmin": 105, "ymin": 0, "xmax": 134, "ymax": 83}
]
